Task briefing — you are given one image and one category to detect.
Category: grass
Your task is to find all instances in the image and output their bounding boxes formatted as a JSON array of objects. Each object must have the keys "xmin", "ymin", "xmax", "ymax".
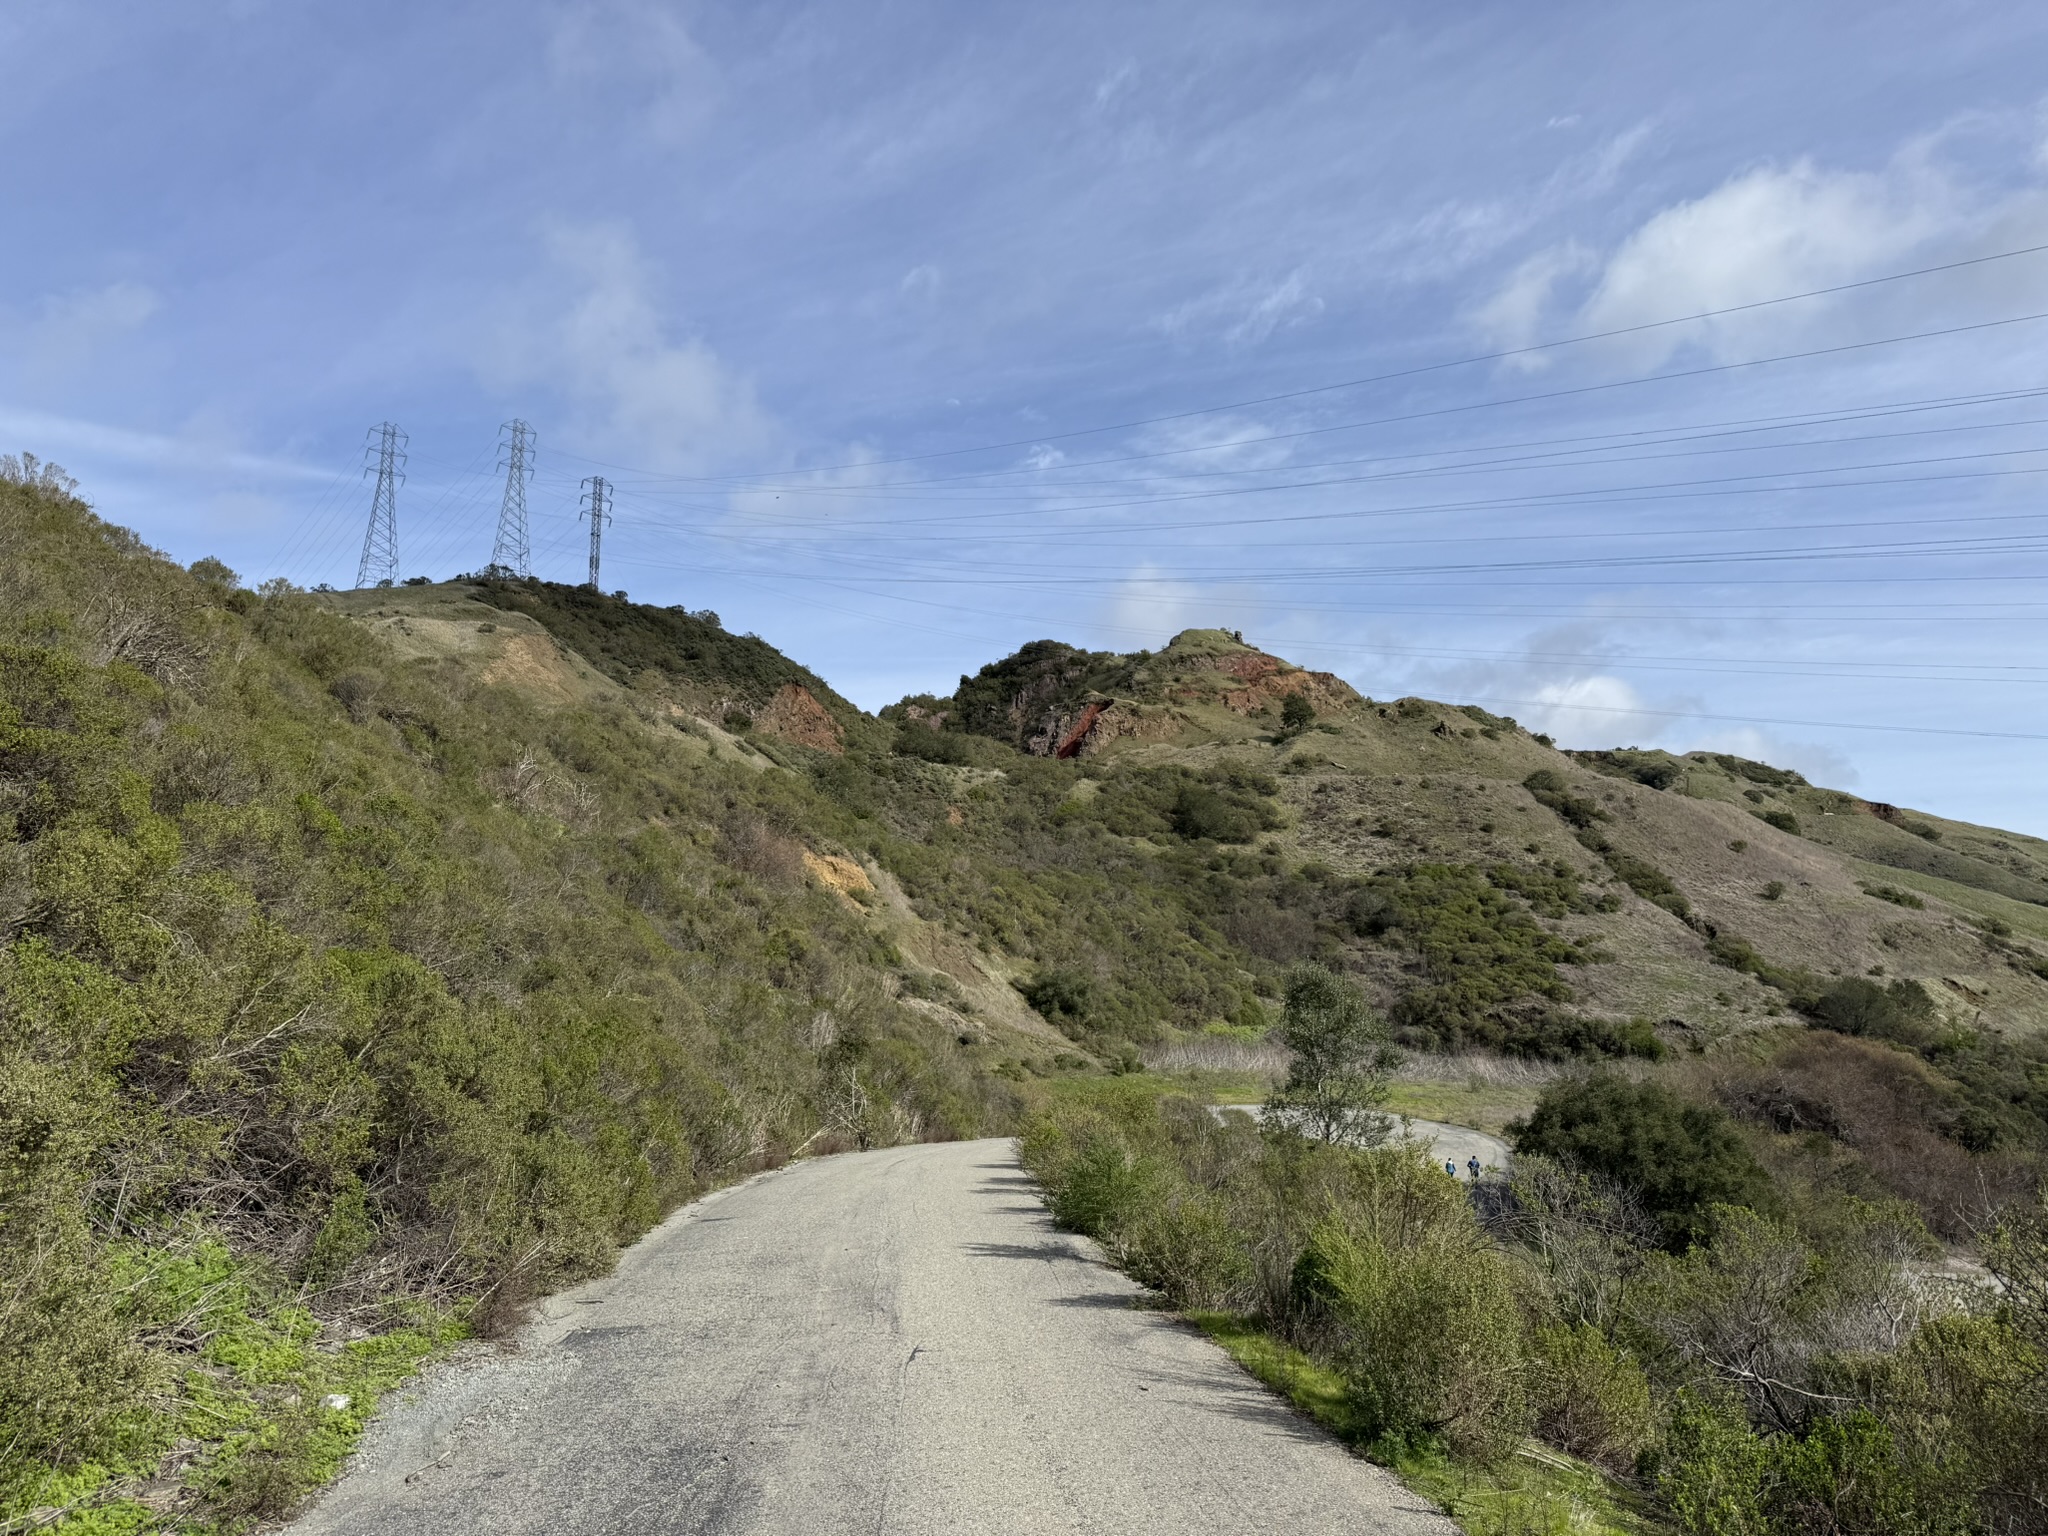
[
  {"xmin": 26, "ymin": 1238, "xmax": 466, "ymax": 1534},
  {"xmin": 1381, "ymin": 1079, "xmax": 1541, "ymax": 1137},
  {"xmin": 1188, "ymin": 1313, "xmax": 1667, "ymax": 1536}
]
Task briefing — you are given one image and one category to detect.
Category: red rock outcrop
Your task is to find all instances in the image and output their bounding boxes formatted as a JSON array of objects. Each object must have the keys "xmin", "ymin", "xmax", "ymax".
[{"xmin": 755, "ymin": 684, "xmax": 845, "ymax": 754}]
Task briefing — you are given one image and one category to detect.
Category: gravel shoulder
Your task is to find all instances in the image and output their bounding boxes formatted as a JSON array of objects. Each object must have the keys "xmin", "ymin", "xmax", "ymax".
[{"xmin": 286, "ymin": 1139, "xmax": 1456, "ymax": 1536}]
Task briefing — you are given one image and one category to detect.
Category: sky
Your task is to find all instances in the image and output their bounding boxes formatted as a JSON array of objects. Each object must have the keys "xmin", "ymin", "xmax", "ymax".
[{"xmin": 3, "ymin": 0, "xmax": 2047, "ymax": 832}]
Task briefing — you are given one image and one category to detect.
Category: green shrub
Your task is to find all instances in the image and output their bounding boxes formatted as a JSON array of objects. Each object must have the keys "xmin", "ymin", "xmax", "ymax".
[
  {"xmin": 1020, "ymin": 967, "xmax": 1093, "ymax": 1027},
  {"xmin": 1804, "ymin": 978, "xmax": 1938, "ymax": 1049},
  {"xmin": 1262, "ymin": 964, "xmax": 1396, "ymax": 1146},
  {"xmin": 1758, "ymin": 809, "xmax": 1801, "ymax": 836},
  {"xmin": 1861, "ymin": 883, "xmax": 1925, "ymax": 909},
  {"xmin": 1295, "ymin": 1202, "xmax": 1531, "ymax": 1461},
  {"xmin": 1529, "ymin": 1323, "xmax": 1655, "ymax": 1472},
  {"xmin": 1511, "ymin": 1076, "xmax": 1773, "ymax": 1249},
  {"xmin": 1522, "ymin": 769, "xmax": 1606, "ymax": 829}
]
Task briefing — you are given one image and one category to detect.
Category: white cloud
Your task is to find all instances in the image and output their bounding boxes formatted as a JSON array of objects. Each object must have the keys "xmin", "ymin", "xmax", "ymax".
[
  {"xmin": 1516, "ymin": 673, "xmax": 1663, "ymax": 746},
  {"xmin": 548, "ymin": 1, "xmax": 718, "ymax": 147},
  {"xmin": 1155, "ymin": 269, "xmax": 1324, "ymax": 350},
  {"xmin": 1467, "ymin": 242, "xmax": 1596, "ymax": 361},
  {"xmin": 485, "ymin": 222, "xmax": 772, "ymax": 473},
  {"xmin": 1474, "ymin": 129, "xmax": 2048, "ymax": 371}
]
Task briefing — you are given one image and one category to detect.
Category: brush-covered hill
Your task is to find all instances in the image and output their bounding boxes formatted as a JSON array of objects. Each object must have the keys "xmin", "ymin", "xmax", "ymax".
[{"xmin": 7, "ymin": 471, "xmax": 2048, "ymax": 1529}]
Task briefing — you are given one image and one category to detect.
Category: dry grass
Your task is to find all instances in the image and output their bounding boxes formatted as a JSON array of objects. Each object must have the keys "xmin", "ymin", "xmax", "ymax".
[{"xmin": 1141, "ymin": 1036, "xmax": 1292, "ymax": 1079}]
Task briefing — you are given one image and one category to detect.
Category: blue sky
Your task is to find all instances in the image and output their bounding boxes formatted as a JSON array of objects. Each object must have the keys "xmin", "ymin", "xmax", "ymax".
[{"xmin": 5, "ymin": 1, "xmax": 2047, "ymax": 831}]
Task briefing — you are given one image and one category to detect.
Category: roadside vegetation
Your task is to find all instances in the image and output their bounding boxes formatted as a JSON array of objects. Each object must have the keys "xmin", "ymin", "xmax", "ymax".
[{"xmin": 1026, "ymin": 1047, "xmax": 2048, "ymax": 1534}]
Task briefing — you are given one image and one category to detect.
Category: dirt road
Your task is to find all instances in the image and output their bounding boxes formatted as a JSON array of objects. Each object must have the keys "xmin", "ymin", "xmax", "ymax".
[{"xmin": 288, "ymin": 1140, "xmax": 1456, "ymax": 1536}]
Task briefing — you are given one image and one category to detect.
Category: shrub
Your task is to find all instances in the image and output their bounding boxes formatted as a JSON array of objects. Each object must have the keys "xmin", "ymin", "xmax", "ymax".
[
  {"xmin": 1760, "ymin": 881, "xmax": 1785, "ymax": 902},
  {"xmin": 1019, "ymin": 967, "xmax": 1093, "ymax": 1028},
  {"xmin": 1523, "ymin": 769, "xmax": 1606, "ymax": 829},
  {"xmin": 1805, "ymin": 978, "xmax": 1938, "ymax": 1049},
  {"xmin": 1758, "ymin": 809, "xmax": 1801, "ymax": 836},
  {"xmin": 1295, "ymin": 1204, "xmax": 1531, "ymax": 1461},
  {"xmin": 1171, "ymin": 783, "xmax": 1259, "ymax": 842},
  {"xmin": 1278, "ymin": 692, "xmax": 1316, "ymax": 738},
  {"xmin": 1529, "ymin": 1323, "xmax": 1655, "ymax": 1472},
  {"xmin": 1511, "ymin": 1075, "xmax": 1773, "ymax": 1249}
]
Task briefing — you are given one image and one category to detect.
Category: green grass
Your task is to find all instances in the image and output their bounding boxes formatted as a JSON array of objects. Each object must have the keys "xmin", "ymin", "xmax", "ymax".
[
  {"xmin": 26, "ymin": 1238, "xmax": 465, "ymax": 1534},
  {"xmin": 1382, "ymin": 1080, "xmax": 1541, "ymax": 1137},
  {"xmin": 1188, "ymin": 1313, "xmax": 1667, "ymax": 1536},
  {"xmin": 1849, "ymin": 857, "xmax": 2048, "ymax": 945}
]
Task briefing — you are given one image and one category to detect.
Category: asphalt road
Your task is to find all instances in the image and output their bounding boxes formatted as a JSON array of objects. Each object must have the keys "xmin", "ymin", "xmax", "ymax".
[{"xmin": 288, "ymin": 1140, "xmax": 1457, "ymax": 1536}]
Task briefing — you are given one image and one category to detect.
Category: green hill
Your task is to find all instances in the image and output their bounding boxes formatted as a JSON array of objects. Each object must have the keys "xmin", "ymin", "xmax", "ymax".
[{"xmin": 5, "ymin": 473, "xmax": 2047, "ymax": 1531}]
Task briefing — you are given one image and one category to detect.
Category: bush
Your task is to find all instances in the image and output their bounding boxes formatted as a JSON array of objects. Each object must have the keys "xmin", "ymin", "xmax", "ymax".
[
  {"xmin": 1511, "ymin": 1075, "xmax": 1773, "ymax": 1249},
  {"xmin": 1295, "ymin": 1201, "xmax": 1531, "ymax": 1461},
  {"xmin": 1805, "ymin": 978, "xmax": 1938, "ymax": 1049},
  {"xmin": 1529, "ymin": 1323, "xmax": 1655, "ymax": 1472},
  {"xmin": 1019, "ymin": 967, "xmax": 1093, "ymax": 1028},
  {"xmin": 1758, "ymin": 809, "xmax": 1801, "ymax": 836}
]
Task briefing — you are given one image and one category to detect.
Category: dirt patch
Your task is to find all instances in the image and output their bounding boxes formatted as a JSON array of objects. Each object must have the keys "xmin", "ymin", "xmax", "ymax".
[
  {"xmin": 756, "ymin": 684, "xmax": 845, "ymax": 753},
  {"xmin": 479, "ymin": 633, "xmax": 579, "ymax": 705},
  {"xmin": 802, "ymin": 850, "xmax": 873, "ymax": 897},
  {"xmin": 1196, "ymin": 653, "xmax": 1358, "ymax": 716}
]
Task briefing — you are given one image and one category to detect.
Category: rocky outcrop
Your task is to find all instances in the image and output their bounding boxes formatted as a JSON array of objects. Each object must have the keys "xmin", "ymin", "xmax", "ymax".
[
  {"xmin": 1026, "ymin": 699, "xmax": 1187, "ymax": 759},
  {"xmin": 756, "ymin": 683, "xmax": 845, "ymax": 754},
  {"xmin": 1184, "ymin": 651, "xmax": 1358, "ymax": 717}
]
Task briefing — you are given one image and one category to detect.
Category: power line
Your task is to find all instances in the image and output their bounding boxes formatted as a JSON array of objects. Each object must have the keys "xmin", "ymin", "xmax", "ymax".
[
  {"xmin": 355, "ymin": 423, "xmax": 406, "ymax": 588},
  {"xmin": 566, "ymin": 244, "xmax": 2048, "ymax": 483}
]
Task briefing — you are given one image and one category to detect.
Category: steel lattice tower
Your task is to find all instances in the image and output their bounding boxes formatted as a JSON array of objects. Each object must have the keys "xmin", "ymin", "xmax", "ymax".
[
  {"xmin": 355, "ymin": 422, "xmax": 407, "ymax": 587},
  {"xmin": 491, "ymin": 420, "xmax": 535, "ymax": 577},
  {"xmin": 580, "ymin": 476, "xmax": 612, "ymax": 590}
]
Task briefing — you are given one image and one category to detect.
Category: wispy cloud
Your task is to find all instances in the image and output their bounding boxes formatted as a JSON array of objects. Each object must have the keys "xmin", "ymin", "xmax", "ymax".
[{"xmin": 481, "ymin": 221, "xmax": 773, "ymax": 473}]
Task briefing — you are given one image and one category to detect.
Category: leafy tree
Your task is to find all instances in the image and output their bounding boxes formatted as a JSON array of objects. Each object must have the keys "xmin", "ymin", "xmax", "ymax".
[
  {"xmin": 1262, "ymin": 964, "xmax": 1397, "ymax": 1147},
  {"xmin": 1278, "ymin": 692, "xmax": 1315, "ymax": 739},
  {"xmin": 1511, "ymin": 1075, "xmax": 1772, "ymax": 1249}
]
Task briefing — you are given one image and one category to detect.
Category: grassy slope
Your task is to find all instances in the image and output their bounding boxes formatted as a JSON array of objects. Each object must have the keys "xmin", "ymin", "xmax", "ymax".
[{"xmin": 0, "ymin": 490, "xmax": 1015, "ymax": 1530}]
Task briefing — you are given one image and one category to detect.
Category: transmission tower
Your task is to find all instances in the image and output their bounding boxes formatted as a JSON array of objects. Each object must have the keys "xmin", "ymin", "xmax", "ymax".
[
  {"xmin": 490, "ymin": 420, "xmax": 535, "ymax": 577},
  {"xmin": 355, "ymin": 422, "xmax": 406, "ymax": 588},
  {"xmin": 580, "ymin": 476, "xmax": 612, "ymax": 590}
]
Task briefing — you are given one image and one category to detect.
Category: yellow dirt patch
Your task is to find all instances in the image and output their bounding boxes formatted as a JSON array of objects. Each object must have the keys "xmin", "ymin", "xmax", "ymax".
[
  {"xmin": 802, "ymin": 850, "xmax": 874, "ymax": 896},
  {"xmin": 479, "ymin": 634, "xmax": 579, "ymax": 705}
]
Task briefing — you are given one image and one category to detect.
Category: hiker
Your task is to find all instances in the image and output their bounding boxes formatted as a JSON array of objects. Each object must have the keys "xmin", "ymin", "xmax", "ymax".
[
  {"xmin": 1445, "ymin": 1157, "xmax": 1457, "ymax": 1178},
  {"xmin": 1467, "ymin": 1155, "xmax": 1482, "ymax": 1181}
]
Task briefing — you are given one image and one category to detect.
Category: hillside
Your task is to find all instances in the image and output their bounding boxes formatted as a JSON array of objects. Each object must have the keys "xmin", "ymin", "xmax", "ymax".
[{"xmin": 6, "ymin": 474, "xmax": 2048, "ymax": 1531}]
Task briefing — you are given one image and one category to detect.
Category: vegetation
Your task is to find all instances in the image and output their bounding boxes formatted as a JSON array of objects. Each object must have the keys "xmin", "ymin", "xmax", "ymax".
[
  {"xmin": 1024, "ymin": 1080, "xmax": 2048, "ymax": 1536},
  {"xmin": 8, "ymin": 461, "xmax": 2048, "ymax": 1532},
  {"xmin": 0, "ymin": 480, "xmax": 1007, "ymax": 1528},
  {"xmin": 1261, "ymin": 965, "xmax": 1397, "ymax": 1145}
]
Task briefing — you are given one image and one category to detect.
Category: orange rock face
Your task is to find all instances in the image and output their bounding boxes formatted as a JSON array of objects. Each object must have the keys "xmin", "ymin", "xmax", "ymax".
[{"xmin": 755, "ymin": 684, "xmax": 845, "ymax": 754}]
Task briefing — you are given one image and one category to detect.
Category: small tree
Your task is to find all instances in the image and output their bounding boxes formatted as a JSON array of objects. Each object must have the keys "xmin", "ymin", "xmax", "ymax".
[
  {"xmin": 1278, "ymin": 691, "xmax": 1315, "ymax": 739},
  {"xmin": 1262, "ymin": 964, "xmax": 1397, "ymax": 1146}
]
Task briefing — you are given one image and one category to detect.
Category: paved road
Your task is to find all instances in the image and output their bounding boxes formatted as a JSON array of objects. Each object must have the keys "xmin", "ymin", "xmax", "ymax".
[
  {"xmin": 290, "ymin": 1140, "xmax": 1456, "ymax": 1536},
  {"xmin": 1216, "ymin": 1108, "xmax": 1510, "ymax": 1176}
]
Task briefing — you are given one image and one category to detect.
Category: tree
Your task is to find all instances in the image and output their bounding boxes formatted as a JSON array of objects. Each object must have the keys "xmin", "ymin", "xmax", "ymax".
[
  {"xmin": 1278, "ymin": 692, "xmax": 1316, "ymax": 739},
  {"xmin": 1262, "ymin": 964, "xmax": 1397, "ymax": 1146},
  {"xmin": 1510, "ymin": 1074, "xmax": 1773, "ymax": 1250}
]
